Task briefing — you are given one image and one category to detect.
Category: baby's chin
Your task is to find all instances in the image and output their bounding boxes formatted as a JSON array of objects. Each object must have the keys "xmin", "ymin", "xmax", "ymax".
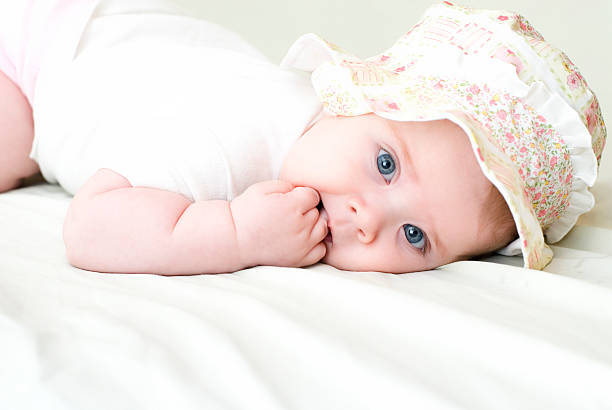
[
  {"xmin": 319, "ymin": 253, "xmax": 387, "ymax": 273},
  {"xmin": 320, "ymin": 249, "xmax": 448, "ymax": 274}
]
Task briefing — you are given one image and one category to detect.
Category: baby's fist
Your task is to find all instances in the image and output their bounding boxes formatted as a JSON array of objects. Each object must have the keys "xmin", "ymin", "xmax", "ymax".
[{"xmin": 229, "ymin": 180, "xmax": 327, "ymax": 268}]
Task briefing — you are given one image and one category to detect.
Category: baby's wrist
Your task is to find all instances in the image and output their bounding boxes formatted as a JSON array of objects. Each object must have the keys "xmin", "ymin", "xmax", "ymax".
[{"xmin": 228, "ymin": 199, "xmax": 258, "ymax": 269}]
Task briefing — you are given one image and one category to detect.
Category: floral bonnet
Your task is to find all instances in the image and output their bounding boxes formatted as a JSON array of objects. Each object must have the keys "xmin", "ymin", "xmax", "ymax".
[{"xmin": 281, "ymin": 1, "xmax": 606, "ymax": 269}]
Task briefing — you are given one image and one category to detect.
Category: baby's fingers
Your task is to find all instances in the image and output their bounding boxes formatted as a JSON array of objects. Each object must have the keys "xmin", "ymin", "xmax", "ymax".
[
  {"xmin": 310, "ymin": 211, "xmax": 328, "ymax": 242},
  {"xmin": 300, "ymin": 243, "xmax": 327, "ymax": 267},
  {"xmin": 254, "ymin": 180, "xmax": 294, "ymax": 195},
  {"xmin": 302, "ymin": 207, "xmax": 320, "ymax": 228},
  {"xmin": 286, "ymin": 186, "xmax": 320, "ymax": 214}
]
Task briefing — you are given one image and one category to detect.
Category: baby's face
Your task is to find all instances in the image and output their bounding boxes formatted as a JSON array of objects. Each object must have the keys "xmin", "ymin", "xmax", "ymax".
[{"xmin": 280, "ymin": 113, "xmax": 497, "ymax": 273}]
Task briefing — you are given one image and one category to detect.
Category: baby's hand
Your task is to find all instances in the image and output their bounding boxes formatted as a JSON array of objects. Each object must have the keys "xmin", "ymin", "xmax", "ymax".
[{"xmin": 229, "ymin": 180, "xmax": 328, "ymax": 268}]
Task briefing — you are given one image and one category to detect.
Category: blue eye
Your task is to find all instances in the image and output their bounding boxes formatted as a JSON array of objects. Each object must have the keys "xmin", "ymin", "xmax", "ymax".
[
  {"xmin": 377, "ymin": 149, "xmax": 396, "ymax": 182},
  {"xmin": 403, "ymin": 224, "xmax": 426, "ymax": 250}
]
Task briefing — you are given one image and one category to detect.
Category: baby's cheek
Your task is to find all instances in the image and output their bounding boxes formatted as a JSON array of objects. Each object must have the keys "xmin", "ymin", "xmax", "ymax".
[
  {"xmin": 320, "ymin": 246, "xmax": 411, "ymax": 273},
  {"xmin": 279, "ymin": 142, "xmax": 316, "ymax": 182},
  {"xmin": 319, "ymin": 245, "xmax": 354, "ymax": 269}
]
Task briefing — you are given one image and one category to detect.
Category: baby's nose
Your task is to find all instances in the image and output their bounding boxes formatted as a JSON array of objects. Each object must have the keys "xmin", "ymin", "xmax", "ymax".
[{"xmin": 347, "ymin": 197, "xmax": 381, "ymax": 244}]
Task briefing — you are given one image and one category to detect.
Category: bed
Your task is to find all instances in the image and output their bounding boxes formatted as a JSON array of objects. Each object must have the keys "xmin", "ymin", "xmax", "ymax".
[{"xmin": 2, "ymin": 0, "xmax": 612, "ymax": 409}]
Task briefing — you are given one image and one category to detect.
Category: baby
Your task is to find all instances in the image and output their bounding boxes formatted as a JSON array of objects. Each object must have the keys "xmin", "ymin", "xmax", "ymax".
[{"xmin": 0, "ymin": 0, "xmax": 606, "ymax": 274}]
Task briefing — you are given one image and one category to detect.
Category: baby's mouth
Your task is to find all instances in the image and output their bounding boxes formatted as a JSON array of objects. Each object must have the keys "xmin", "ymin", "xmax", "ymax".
[{"xmin": 317, "ymin": 200, "xmax": 333, "ymax": 245}]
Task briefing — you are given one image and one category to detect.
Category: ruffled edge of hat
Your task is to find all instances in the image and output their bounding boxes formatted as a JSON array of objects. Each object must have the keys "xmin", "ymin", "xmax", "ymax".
[
  {"xmin": 526, "ymin": 84, "xmax": 597, "ymax": 240},
  {"xmin": 429, "ymin": 1, "xmax": 601, "ymax": 249},
  {"xmin": 497, "ymin": 82, "xmax": 597, "ymax": 257}
]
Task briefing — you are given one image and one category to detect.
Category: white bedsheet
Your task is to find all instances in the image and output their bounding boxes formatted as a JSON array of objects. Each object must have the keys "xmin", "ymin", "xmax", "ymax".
[{"xmin": 1, "ymin": 158, "xmax": 611, "ymax": 410}]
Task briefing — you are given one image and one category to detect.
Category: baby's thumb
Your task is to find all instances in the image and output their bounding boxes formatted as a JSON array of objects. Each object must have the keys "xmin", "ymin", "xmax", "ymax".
[
  {"xmin": 256, "ymin": 180, "xmax": 294, "ymax": 195},
  {"xmin": 286, "ymin": 186, "xmax": 320, "ymax": 211}
]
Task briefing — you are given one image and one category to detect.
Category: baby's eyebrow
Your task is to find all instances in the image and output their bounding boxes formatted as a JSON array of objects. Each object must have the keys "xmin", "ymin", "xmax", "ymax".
[
  {"xmin": 429, "ymin": 227, "xmax": 445, "ymax": 258},
  {"xmin": 388, "ymin": 121, "xmax": 420, "ymax": 184},
  {"xmin": 419, "ymin": 197, "xmax": 446, "ymax": 259},
  {"xmin": 386, "ymin": 121, "xmax": 449, "ymax": 258}
]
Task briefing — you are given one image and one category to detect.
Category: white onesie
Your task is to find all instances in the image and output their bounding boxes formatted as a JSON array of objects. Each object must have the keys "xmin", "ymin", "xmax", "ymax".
[{"xmin": 31, "ymin": 0, "xmax": 322, "ymax": 201}]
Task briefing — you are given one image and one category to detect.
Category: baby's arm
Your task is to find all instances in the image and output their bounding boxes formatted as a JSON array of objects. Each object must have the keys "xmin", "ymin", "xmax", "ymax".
[{"xmin": 63, "ymin": 169, "xmax": 327, "ymax": 274}]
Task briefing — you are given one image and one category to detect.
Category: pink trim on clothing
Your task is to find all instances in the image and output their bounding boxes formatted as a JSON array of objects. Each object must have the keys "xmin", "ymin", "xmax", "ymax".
[
  {"xmin": 0, "ymin": 0, "xmax": 100, "ymax": 106},
  {"xmin": 0, "ymin": 47, "xmax": 17, "ymax": 87}
]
